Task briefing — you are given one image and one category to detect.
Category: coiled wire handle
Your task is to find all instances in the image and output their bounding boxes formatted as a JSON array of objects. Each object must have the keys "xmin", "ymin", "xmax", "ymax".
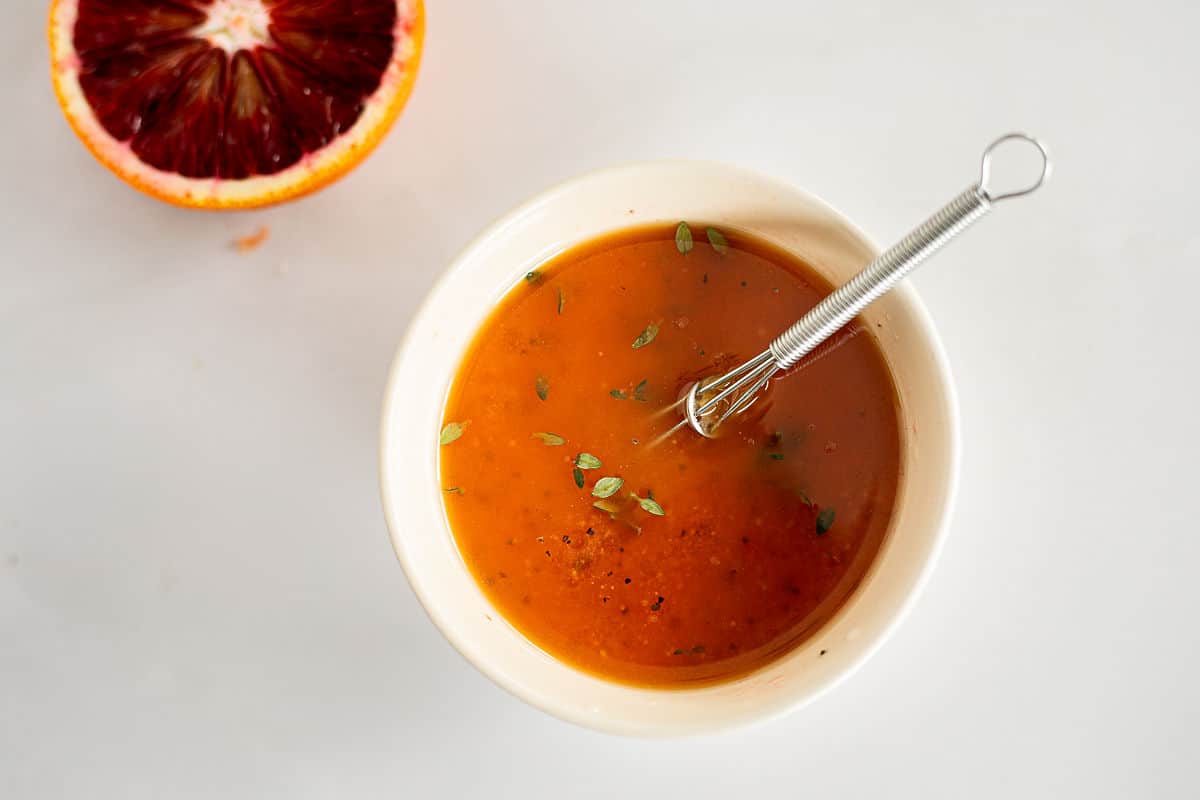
[
  {"xmin": 681, "ymin": 133, "xmax": 1050, "ymax": 438},
  {"xmin": 770, "ymin": 133, "xmax": 1049, "ymax": 369},
  {"xmin": 769, "ymin": 186, "xmax": 987, "ymax": 368}
]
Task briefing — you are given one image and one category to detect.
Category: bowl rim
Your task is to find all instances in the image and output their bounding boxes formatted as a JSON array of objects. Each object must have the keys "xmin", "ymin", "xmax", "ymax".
[{"xmin": 379, "ymin": 159, "xmax": 960, "ymax": 736}]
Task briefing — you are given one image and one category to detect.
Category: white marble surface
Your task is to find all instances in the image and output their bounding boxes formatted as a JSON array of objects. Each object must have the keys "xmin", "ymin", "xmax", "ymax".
[{"xmin": 3, "ymin": 1, "xmax": 1197, "ymax": 797}]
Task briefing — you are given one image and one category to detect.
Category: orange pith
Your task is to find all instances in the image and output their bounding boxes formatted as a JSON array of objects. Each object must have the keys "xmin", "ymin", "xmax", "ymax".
[{"xmin": 49, "ymin": 0, "xmax": 425, "ymax": 210}]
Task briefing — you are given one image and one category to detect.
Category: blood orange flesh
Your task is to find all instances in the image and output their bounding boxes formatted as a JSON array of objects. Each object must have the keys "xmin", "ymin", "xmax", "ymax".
[{"xmin": 51, "ymin": 0, "xmax": 423, "ymax": 207}]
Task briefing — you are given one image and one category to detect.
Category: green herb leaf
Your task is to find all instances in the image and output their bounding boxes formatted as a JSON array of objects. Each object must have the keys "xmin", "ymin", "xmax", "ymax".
[
  {"xmin": 593, "ymin": 499, "xmax": 620, "ymax": 514},
  {"xmin": 633, "ymin": 379, "xmax": 649, "ymax": 402},
  {"xmin": 439, "ymin": 422, "xmax": 465, "ymax": 445},
  {"xmin": 445, "ymin": 487, "xmax": 464, "ymax": 495},
  {"xmin": 609, "ymin": 389, "xmax": 628, "ymax": 400},
  {"xmin": 573, "ymin": 468, "xmax": 585, "ymax": 489},
  {"xmin": 575, "ymin": 453, "xmax": 602, "ymax": 470},
  {"xmin": 675, "ymin": 221, "xmax": 694, "ymax": 254},
  {"xmin": 524, "ymin": 270, "xmax": 541, "ymax": 283},
  {"xmin": 816, "ymin": 508, "xmax": 836, "ymax": 535},
  {"xmin": 592, "ymin": 477, "xmax": 624, "ymax": 498},
  {"xmin": 531, "ymin": 432, "xmax": 565, "ymax": 446},
  {"xmin": 631, "ymin": 323, "xmax": 659, "ymax": 349},
  {"xmin": 798, "ymin": 490, "xmax": 813, "ymax": 508},
  {"xmin": 769, "ymin": 453, "xmax": 785, "ymax": 460},
  {"xmin": 706, "ymin": 227, "xmax": 730, "ymax": 256},
  {"xmin": 535, "ymin": 375, "xmax": 549, "ymax": 401},
  {"xmin": 637, "ymin": 496, "xmax": 665, "ymax": 516},
  {"xmin": 691, "ymin": 644, "xmax": 705, "ymax": 654},
  {"xmin": 557, "ymin": 287, "xmax": 565, "ymax": 315}
]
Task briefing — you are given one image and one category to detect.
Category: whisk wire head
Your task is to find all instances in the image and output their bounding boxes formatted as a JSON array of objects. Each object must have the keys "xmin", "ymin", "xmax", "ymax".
[{"xmin": 685, "ymin": 351, "xmax": 778, "ymax": 437}]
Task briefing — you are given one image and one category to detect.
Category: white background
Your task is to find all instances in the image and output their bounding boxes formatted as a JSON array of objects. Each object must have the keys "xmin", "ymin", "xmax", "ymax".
[{"xmin": 3, "ymin": 1, "xmax": 1198, "ymax": 797}]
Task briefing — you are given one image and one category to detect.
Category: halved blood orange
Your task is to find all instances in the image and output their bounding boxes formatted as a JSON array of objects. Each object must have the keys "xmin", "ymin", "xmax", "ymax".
[{"xmin": 49, "ymin": 0, "xmax": 424, "ymax": 209}]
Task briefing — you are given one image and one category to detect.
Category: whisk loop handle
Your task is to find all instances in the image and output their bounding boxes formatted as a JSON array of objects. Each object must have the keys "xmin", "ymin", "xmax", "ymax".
[
  {"xmin": 681, "ymin": 132, "xmax": 1050, "ymax": 438},
  {"xmin": 768, "ymin": 132, "xmax": 1050, "ymax": 371}
]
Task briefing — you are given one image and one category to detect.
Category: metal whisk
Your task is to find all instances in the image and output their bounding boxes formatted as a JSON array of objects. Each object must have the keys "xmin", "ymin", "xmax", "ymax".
[{"xmin": 671, "ymin": 132, "xmax": 1051, "ymax": 439}]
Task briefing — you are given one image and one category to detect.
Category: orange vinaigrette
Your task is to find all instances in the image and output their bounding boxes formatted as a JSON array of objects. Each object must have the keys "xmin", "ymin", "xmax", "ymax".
[{"xmin": 439, "ymin": 224, "xmax": 902, "ymax": 687}]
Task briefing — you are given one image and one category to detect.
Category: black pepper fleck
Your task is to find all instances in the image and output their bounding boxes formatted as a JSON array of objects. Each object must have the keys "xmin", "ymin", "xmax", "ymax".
[
  {"xmin": 586, "ymin": 527, "xmax": 595, "ymax": 536},
  {"xmin": 740, "ymin": 280, "xmax": 747, "ymax": 287},
  {"xmin": 562, "ymin": 535, "xmax": 571, "ymax": 543},
  {"xmin": 624, "ymin": 577, "xmax": 631, "ymax": 584}
]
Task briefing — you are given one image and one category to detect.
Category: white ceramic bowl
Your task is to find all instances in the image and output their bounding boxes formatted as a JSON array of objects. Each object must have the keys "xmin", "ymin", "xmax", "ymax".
[{"xmin": 380, "ymin": 161, "xmax": 959, "ymax": 737}]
